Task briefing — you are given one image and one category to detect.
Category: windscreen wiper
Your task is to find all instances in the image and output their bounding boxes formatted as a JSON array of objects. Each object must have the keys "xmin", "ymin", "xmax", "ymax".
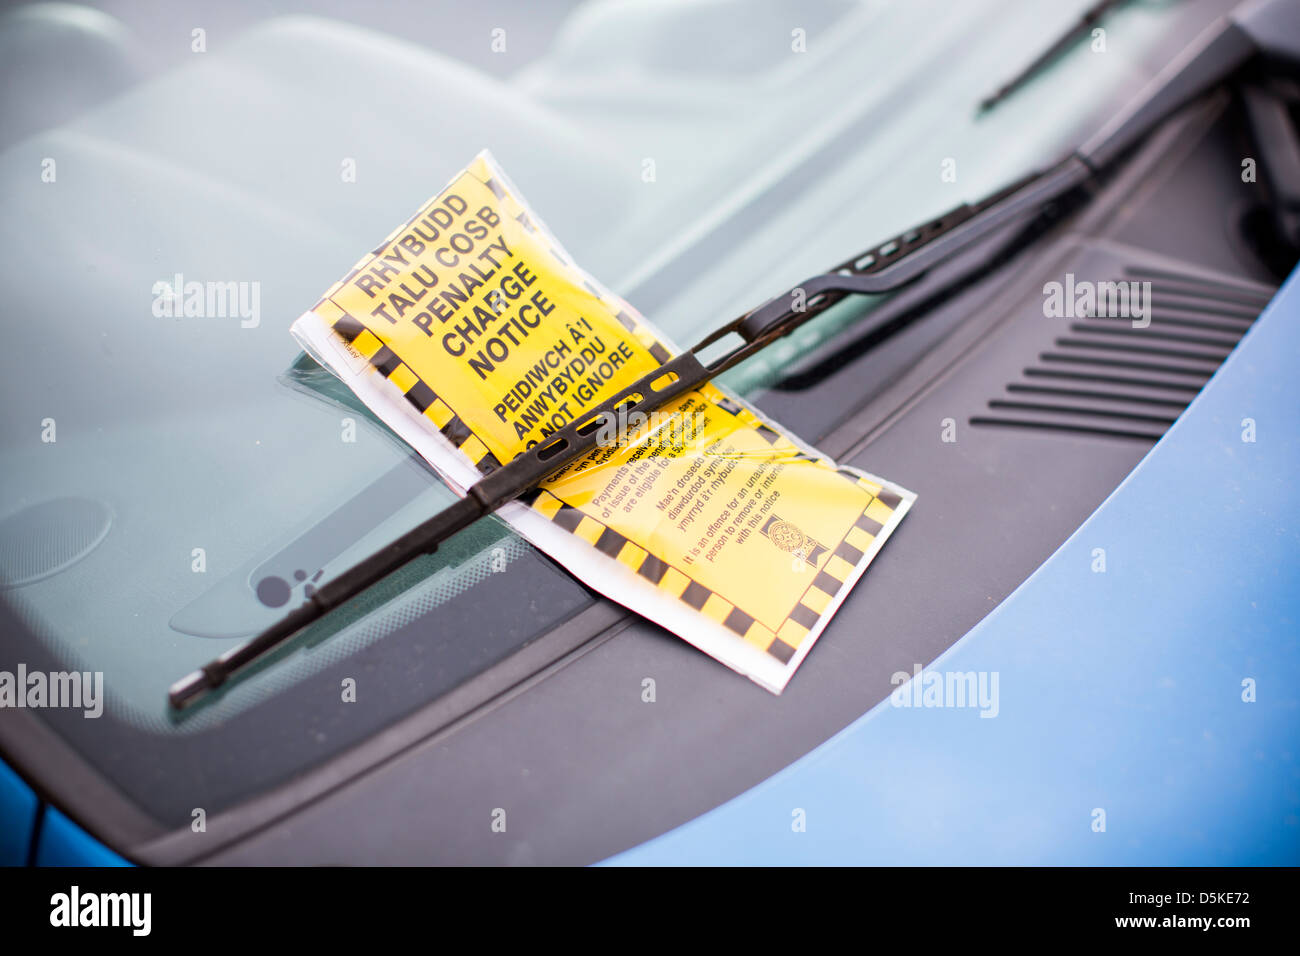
[
  {"xmin": 169, "ymin": 0, "xmax": 1300, "ymax": 710},
  {"xmin": 978, "ymin": 0, "xmax": 1132, "ymax": 114}
]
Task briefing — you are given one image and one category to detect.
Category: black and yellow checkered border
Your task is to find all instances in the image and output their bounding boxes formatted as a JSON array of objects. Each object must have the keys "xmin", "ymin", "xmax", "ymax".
[
  {"xmin": 312, "ymin": 297, "xmax": 502, "ymax": 475},
  {"xmin": 769, "ymin": 474, "xmax": 902, "ymax": 661},
  {"xmin": 521, "ymin": 472, "xmax": 900, "ymax": 665}
]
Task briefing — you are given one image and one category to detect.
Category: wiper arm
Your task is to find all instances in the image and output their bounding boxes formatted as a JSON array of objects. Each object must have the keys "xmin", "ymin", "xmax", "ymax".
[{"xmin": 169, "ymin": 0, "xmax": 1300, "ymax": 710}]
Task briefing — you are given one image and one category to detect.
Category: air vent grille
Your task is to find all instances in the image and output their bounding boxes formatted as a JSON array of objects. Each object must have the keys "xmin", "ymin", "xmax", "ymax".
[{"xmin": 970, "ymin": 266, "xmax": 1274, "ymax": 441}]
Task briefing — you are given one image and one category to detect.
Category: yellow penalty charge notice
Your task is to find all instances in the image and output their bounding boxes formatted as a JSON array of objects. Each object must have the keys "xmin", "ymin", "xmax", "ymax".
[{"xmin": 291, "ymin": 151, "xmax": 915, "ymax": 693}]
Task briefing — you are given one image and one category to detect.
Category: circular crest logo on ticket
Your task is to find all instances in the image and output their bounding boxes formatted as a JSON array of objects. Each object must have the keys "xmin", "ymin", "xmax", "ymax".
[{"xmin": 767, "ymin": 520, "xmax": 811, "ymax": 555}]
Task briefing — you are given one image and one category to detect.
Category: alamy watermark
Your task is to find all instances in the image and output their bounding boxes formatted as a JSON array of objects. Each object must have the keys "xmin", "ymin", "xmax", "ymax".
[
  {"xmin": 50, "ymin": 886, "xmax": 150, "ymax": 936},
  {"xmin": 152, "ymin": 273, "xmax": 261, "ymax": 328},
  {"xmin": 1043, "ymin": 273, "xmax": 1152, "ymax": 328},
  {"xmin": 594, "ymin": 405, "xmax": 710, "ymax": 449},
  {"xmin": 0, "ymin": 665, "xmax": 103, "ymax": 718},
  {"xmin": 889, "ymin": 663, "xmax": 999, "ymax": 718}
]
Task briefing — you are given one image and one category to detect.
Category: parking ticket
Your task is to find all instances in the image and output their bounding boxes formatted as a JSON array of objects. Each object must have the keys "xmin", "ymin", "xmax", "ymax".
[{"xmin": 291, "ymin": 151, "xmax": 915, "ymax": 693}]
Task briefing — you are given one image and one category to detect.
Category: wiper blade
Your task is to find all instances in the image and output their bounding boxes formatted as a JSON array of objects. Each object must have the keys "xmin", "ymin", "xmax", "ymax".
[
  {"xmin": 166, "ymin": 170, "xmax": 1062, "ymax": 712},
  {"xmin": 978, "ymin": 0, "xmax": 1131, "ymax": 114},
  {"xmin": 169, "ymin": 0, "xmax": 1299, "ymax": 710}
]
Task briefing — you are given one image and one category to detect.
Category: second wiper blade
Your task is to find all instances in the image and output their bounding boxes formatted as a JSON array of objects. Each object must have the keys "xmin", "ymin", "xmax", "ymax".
[{"xmin": 978, "ymin": 0, "xmax": 1131, "ymax": 113}]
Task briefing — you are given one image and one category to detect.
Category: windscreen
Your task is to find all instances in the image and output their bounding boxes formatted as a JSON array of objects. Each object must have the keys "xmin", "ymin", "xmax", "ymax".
[{"xmin": 0, "ymin": 0, "xmax": 1169, "ymax": 823}]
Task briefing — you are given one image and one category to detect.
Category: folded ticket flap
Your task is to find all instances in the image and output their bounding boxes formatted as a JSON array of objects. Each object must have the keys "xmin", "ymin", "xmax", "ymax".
[{"xmin": 292, "ymin": 150, "xmax": 914, "ymax": 693}]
